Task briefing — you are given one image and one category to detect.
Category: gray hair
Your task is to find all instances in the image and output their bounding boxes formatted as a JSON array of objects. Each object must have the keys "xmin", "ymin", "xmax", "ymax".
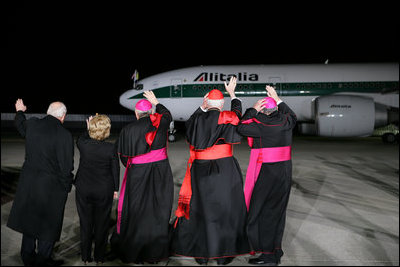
[
  {"xmin": 261, "ymin": 106, "xmax": 278, "ymax": 115},
  {"xmin": 207, "ymin": 99, "xmax": 224, "ymax": 109},
  {"xmin": 135, "ymin": 109, "xmax": 152, "ymax": 119},
  {"xmin": 47, "ymin": 102, "xmax": 67, "ymax": 118}
]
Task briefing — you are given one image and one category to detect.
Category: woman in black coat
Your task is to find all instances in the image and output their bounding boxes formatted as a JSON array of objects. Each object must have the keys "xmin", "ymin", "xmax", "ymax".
[{"xmin": 74, "ymin": 115, "xmax": 120, "ymax": 265}]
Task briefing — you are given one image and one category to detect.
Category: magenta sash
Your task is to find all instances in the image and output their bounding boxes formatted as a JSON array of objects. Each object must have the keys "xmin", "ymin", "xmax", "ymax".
[
  {"xmin": 244, "ymin": 146, "xmax": 291, "ymax": 211},
  {"xmin": 117, "ymin": 147, "xmax": 167, "ymax": 234}
]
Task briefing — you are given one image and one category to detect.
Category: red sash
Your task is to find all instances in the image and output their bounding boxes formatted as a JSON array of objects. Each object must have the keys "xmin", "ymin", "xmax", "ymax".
[{"xmin": 174, "ymin": 144, "xmax": 233, "ymax": 227}]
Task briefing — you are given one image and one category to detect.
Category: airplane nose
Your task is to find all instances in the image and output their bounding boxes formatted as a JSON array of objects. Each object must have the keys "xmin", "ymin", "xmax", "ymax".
[{"xmin": 119, "ymin": 90, "xmax": 134, "ymax": 109}]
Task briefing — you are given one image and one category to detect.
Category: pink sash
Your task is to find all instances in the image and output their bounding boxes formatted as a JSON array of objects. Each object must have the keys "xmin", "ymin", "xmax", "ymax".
[
  {"xmin": 117, "ymin": 147, "xmax": 167, "ymax": 234},
  {"xmin": 244, "ymin": 146, "xmax": 291, "ymax": 211}
]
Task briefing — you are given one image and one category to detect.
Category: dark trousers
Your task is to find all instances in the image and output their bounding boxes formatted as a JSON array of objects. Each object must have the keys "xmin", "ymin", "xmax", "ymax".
[
  {"xmin": 21, "ymin": 234, "xmax": 54, "ymax": 266},
  {"xmin": 76, "ymin": 190, "xmax": 113, "ymax": 262}
]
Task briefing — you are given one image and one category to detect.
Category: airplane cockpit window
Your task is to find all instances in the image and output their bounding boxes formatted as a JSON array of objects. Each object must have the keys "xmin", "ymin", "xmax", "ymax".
[{"xmin": 134, "ymin": 84, "xmax": 143, "ymax": 90}]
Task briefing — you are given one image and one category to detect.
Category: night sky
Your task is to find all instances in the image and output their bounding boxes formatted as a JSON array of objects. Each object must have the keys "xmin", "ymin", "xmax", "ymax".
[{"xmin": 4, "ymin": 2, "xmax": 399, "ymax": 115}]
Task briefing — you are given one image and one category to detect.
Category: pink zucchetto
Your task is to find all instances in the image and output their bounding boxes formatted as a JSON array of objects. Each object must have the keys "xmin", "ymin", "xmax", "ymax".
[
  {"xmin": 135, "ymin": 99, "xmax": 152, "ymax": 111},
  {"xmin": 263, "ymin": 97, "xmax": 277, "ymax": 109}
]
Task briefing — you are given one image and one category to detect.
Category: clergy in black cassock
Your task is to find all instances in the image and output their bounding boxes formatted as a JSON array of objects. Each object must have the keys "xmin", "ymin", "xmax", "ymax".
[
  {"xmin": 110, "ymin": 91, "xmax": 174, "ymax": 264},
  {"xmin": 237, "ymin": 86, "xmax": 297, "ymax": 266},
  {"xmin": 171, "ymin": 77, "xmax": 250, "ymax": 266},
  {"xmin": 7, "ymin": 99, "xmax": 74, "ymax": 266}
]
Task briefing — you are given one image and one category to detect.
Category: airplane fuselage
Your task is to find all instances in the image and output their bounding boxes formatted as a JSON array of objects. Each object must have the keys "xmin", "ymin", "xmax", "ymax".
[{"xmin": 120, "ymin": 63, "xmax": 399, "ymax": 137}]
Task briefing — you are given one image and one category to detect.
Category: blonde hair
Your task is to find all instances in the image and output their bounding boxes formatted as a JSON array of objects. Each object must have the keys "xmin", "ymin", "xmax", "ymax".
[{"xmin": 88, "ymin": 114, "xmax": 111, "ymax": 141}]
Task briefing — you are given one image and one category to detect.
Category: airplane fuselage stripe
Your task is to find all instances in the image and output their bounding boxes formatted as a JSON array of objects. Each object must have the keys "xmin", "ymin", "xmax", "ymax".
[{"xmin": 128, "ymin": 81, "xmax": 398, "ymax": 99}]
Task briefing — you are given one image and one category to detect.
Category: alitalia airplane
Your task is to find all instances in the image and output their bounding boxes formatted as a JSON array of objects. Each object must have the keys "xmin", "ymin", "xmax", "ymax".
[{"xmin": 119, "ymin": 63, "xmax": 399, "ymax": 142}]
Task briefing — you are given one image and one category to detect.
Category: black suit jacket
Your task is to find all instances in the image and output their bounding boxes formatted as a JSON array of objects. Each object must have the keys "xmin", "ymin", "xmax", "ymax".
[
  {"xmin": 7, "ymin": 112, "xmax": 74, "ymax": 242},
  {"xmin": 75, "ymin": 132, "xmax": 120, "ymax": 193}
]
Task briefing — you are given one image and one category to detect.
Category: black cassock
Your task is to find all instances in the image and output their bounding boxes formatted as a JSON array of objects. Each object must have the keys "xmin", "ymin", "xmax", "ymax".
[
  {"xmin": 7, "ymin": 112, "xmax": 74, "ymax": 242},
  {"xmin": 110, "ymin": 103, "xmax": 174, "ymax": 263},
  {"xmin": 171, "ymin": 99, "xmax": 250, "ymax": 259},
  {"xmin": 237, "ymin": 102, "xmax": 297, "ymax": 263}
]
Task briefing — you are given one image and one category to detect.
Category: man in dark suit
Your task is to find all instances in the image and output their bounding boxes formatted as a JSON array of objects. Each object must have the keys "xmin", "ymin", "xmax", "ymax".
[{"xmin": 7, "ymin": 99, "xmax": 74, "ymax": 266}]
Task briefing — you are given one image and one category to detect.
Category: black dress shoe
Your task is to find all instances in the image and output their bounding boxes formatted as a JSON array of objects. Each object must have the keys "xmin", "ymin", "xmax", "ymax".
[
  {"xmin": 195, "ymin": 258, "xmax": 208, "ymax": 265},
  {"xmin": 45, "ymin": 257, "xmax": 65, "ymax": 266},
  {"xmin": 105, "ymin": 251, "xmax": 117, "ymax": 261},
  {"xmin": 22, "ymin": 252, "xmax": 37, "ymax": 266},
  {"xmin": 216, "ymin": 257, "xmax": 234, "ymax": 265},
  {"xmin": 248, "ymin": 257, "xmax": 277, "ymax": 266}
]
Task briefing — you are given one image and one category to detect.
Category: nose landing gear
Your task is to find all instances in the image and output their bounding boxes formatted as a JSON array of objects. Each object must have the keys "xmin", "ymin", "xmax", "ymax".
[{"xmin": 168, "ymin": 121, "xmax": 177, "ymax": 142}]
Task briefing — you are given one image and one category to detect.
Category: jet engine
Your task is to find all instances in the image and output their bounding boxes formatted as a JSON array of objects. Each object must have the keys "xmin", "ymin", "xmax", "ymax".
[{"xmin": 314, "ymin": 95, "xmax": 389, "ymax": 137}]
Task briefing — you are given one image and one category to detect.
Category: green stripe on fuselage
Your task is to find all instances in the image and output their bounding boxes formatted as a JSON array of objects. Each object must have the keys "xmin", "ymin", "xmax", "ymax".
[{"xmin": 128, "ymin": 81, "xmax": 399, "ymax": 99}]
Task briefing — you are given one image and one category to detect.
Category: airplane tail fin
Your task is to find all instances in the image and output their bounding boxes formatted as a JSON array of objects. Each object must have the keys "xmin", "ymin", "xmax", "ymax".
[{"xmin": 131, "ymin": 69, "xmax": 139, "ymax": 88}]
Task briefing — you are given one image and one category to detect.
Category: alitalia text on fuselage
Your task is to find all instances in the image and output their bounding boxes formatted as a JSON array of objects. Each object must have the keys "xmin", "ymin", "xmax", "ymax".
[{"xmin": 194, "ymin": 72, "xmax": 259, "ymax": 82}]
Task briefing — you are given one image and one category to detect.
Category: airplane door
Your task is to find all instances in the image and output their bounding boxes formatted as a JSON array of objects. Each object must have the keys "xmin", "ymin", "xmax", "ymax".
[
  {"xmin": 170, "ymin": 79, "xmax": 183, "ymax": 98},
  {"xmin": 268, "ymin": 77, "xmax": 282, "ymax": 95}
]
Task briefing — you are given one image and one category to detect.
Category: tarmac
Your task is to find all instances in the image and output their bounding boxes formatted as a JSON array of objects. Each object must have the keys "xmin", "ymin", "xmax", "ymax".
[{"xmin": 1, "ymin": 130, "xmax": 399, "ymax": 266}]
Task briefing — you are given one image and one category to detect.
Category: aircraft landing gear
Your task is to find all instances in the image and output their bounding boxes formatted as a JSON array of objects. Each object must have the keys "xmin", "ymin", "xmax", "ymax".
[
  {"xmin": 382, "ymin": 133, "xmax": 397, "ymax": 144},
  {"xmin": 168, "ymin": 121, "xmax": 177, "ymax": 142}
]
